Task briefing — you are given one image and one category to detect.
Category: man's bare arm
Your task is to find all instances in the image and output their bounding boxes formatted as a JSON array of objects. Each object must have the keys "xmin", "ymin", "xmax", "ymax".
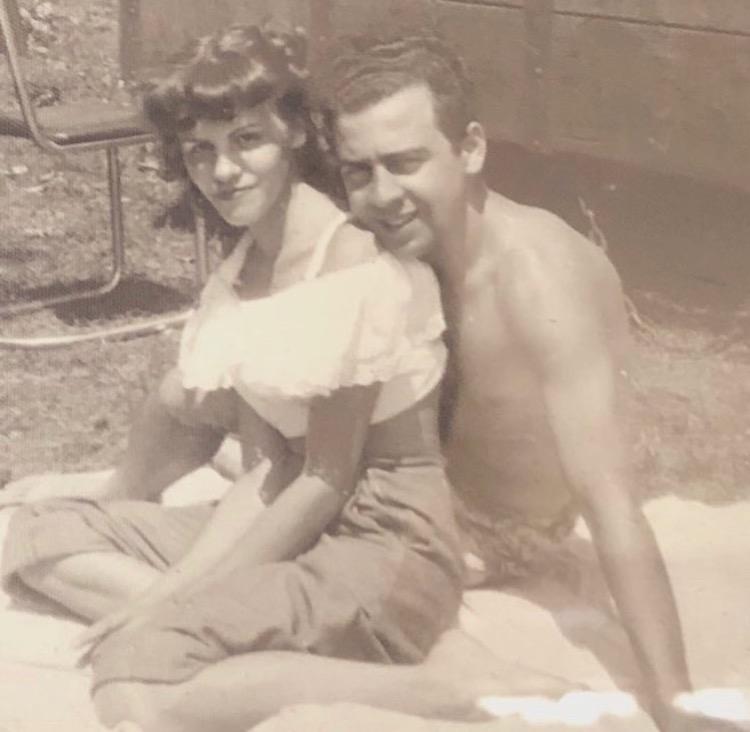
[{"xmin": 502, "ymin": 237, "xmax": 695, "ymax": 727}]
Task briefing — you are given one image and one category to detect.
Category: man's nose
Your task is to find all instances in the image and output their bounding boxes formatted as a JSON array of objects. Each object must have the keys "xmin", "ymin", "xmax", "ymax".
[
  {"xmin": 213, "ymin": 152, "xmax": 241, "ymax": 184},
  {"xmin": 369, "ymin": 167, "xmax": 402, "ymax": 208}
]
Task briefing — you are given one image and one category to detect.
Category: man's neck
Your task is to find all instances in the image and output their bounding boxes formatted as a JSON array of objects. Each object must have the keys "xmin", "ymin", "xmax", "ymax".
[{"xmin": 433, "ymin": 181, "xmax": 489, "ymax": 295}]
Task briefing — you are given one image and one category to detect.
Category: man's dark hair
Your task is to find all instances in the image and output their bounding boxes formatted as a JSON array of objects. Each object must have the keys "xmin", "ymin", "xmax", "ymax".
[{"xmin": 316, "ymin": 33, "xmax": 477, "ymax": 148}]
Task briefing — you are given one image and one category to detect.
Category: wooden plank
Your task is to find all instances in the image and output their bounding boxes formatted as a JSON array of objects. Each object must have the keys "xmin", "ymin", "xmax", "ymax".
[
  {"xmin": 323, "ymin": 0, "xmax": 437, "ymax": 40},
  {"xmin": 435, "ymin": 1, "xmax": 527, "ymax": 144},
  {"xmin": 435, "ymin": 0, "xmax": 750, "ymax": 190},
  {"xmin": 118, "ymin": 0, "xmax": 750, "ymax": 190},
  {"xmin": 438, "ymin": 0, "xmax": 750, "ymax": 35},
  {"xmin": 523, "ymin": 0, "xmax": 554, "ymax": 151},
  {"xmin": 554, "ymin": 0, "xmax": 750, "ymax": 36},
  {"xmin": 545, "ymin": 15, "xmax": 750, "ymax": 190}
]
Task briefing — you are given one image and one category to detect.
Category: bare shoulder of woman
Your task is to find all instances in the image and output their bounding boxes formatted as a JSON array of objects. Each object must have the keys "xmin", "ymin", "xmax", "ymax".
[{"xmin": 320, "ymin": 221, "xmax": 379, "ymax": 274}]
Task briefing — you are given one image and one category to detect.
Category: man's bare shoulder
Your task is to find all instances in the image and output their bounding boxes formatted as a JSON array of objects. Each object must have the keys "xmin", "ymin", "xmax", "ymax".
[
  {"xmin": 484, "ymin": 194, "xmax": 627, "ymax": 357},
  {"xmin": 487, "ymin": 194, "xmax": 614, "ymax": 290}
]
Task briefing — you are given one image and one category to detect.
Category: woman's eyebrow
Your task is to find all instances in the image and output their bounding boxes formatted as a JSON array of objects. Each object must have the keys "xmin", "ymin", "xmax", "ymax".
[{"xmin": 231, "ymin": 123, "xmax": 262, "ymax": 133}]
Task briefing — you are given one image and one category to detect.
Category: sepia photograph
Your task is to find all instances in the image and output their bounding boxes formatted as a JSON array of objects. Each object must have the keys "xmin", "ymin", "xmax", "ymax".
[{"xmin": 1, "ymin": 1, "xmax": 749, "ymax": 729}]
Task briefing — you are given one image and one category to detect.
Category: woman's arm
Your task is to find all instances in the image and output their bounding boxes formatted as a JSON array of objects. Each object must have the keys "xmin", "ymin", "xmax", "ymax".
[
  {"xmin": 125, "ymin": 407, "xmax": 293, "ymax": 605},
  {"xmin": 201, "ymin": 383, "xmax": 380, "ymax": 582}
]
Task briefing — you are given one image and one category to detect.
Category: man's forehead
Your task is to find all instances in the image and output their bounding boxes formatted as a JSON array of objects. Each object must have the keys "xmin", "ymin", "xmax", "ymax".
[{"xmin": 334, "ymin": 84, "xmax": 443, "ymax": 157}]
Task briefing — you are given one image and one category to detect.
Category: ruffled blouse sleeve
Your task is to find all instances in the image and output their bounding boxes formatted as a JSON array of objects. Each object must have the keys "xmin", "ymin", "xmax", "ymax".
[{"xmin": 177, "ymin": 252, "xmax": 445, "ymax": 399}]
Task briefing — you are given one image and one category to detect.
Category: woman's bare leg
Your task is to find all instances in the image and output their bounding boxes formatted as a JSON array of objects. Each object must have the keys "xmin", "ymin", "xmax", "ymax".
[{"xmin": 18, "ymin": 552, "xmax": 161, "ymax": 620}]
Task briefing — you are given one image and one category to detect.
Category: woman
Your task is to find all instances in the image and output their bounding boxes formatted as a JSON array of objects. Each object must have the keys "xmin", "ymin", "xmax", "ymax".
[{"xmin": 1, "ymin": 24, "xmax": 465, "ymax": 731}]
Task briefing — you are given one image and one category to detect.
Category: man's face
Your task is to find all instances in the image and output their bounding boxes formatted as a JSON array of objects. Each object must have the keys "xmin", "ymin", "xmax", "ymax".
[{"xmin": 334, "ymin": 84, "xmax": 471, "ymax": 260}]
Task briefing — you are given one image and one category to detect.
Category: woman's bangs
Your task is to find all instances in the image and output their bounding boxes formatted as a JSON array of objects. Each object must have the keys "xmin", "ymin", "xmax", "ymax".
[{"xmin": 183, "ymin": 60, "xmax": 278, "ymax": 123}]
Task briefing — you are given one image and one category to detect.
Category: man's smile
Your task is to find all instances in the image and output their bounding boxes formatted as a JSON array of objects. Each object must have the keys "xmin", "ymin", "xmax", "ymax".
[{"xmin": 377, "ymin": 211, "xmax": 418, "ymax": 232}]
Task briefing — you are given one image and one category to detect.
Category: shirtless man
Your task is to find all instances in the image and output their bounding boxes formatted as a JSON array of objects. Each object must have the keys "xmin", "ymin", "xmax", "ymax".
[{"xmin": 317, "ymin": 33, "xmax": 740, "ymax": 732}]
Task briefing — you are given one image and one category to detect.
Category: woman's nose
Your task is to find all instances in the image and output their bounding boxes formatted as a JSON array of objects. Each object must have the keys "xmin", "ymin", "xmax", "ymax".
[{"xmin": 213, "ymin": 152, "xmax": 241, "ymax": 184}]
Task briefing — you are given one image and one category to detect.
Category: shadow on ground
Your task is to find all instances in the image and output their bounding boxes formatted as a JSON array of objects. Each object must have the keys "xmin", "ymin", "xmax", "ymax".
[{"xmin": 3, "ymin": 275, "xmax": 194, "ymax": 324}]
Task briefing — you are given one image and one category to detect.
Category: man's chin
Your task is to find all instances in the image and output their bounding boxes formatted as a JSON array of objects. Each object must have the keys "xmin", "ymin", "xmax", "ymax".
[
  {"xmin": 389, "ymin": 237, "xmax": 435, "ymax": 261},
  {"xmin": 376, "ymin": 230, "xmax": 435, "ymax": 260}
]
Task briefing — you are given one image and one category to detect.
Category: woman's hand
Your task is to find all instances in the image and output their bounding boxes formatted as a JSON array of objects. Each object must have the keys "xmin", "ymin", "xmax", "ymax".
[
  {"xmin": 0, "ymin": 471, "xmax": 112, "ymax": 508},
  {"xmin": 74, "ymin": 596, "xmax": 163, "ymax": 666}
]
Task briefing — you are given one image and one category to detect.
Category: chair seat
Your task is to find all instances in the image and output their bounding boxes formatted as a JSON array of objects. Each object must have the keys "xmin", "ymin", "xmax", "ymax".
[{"xmin": 0, "ymin": 99, "xmax": 150, "ymax": 144}]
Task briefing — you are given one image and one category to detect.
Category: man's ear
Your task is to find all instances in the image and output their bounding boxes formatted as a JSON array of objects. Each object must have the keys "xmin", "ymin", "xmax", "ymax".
[{"xmin": 460, "ymin": 121, "xmax": 487, "ymax": 175}]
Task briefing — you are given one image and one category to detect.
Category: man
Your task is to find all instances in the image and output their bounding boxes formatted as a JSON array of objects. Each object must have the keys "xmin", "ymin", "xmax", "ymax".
[{"xmin": 316, "ymin": 33, "xmax": 740, "ymax": 732}]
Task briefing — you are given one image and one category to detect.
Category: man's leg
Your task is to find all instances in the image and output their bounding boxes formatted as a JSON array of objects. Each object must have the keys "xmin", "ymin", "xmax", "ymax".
[{"xmin": 93, "ymin": 630, "xmax": 577, "ymax": 732}]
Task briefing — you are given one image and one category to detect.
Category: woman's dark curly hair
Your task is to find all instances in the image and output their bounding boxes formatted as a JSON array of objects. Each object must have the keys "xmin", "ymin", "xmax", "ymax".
[{"xmin": 143, "ymin": 24, "xmax": 338, "ymax": 247}]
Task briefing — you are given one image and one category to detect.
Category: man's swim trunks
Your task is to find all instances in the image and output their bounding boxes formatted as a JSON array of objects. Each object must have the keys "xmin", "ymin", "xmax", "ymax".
[{"xmin": 453, "ymin": 494, "xmax": 578, "ymax": 588}]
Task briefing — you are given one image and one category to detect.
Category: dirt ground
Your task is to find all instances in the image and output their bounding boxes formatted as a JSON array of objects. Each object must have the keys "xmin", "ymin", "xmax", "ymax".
[{"xmin": 1, "ymin": 0, "xmax": 749, "ymax": 503}]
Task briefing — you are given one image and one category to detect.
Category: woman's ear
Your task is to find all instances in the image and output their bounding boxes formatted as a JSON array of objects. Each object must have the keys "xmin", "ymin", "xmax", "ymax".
[{"xmin": 460, "ymin": 121, "xmax": 487, "ymax": 175}]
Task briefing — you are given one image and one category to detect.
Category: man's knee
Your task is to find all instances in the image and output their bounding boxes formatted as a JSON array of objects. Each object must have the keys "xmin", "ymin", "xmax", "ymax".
[
  {"xmin": 156, "ymin": 368, "xmax": 236, "ymax": 435},
  {"xmin": 156, "ymin": 368, "xmax": 192, "ymax": 416}
]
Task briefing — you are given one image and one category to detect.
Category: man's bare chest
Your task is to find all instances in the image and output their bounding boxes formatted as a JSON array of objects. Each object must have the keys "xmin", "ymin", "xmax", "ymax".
[{"xmin": 447, "ymin": 292, "xmax": 538, "ymax": 404}]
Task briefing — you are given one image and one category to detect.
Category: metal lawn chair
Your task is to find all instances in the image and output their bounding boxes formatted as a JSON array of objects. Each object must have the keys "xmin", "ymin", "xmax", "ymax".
[{"xmin": 0, "ymin": 0, "xmax": 209, "ymax": 346}]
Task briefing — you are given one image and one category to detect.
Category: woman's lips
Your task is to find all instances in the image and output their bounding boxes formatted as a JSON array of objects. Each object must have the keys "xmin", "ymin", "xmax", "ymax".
[{"xmin": 215, "ymin": 185, "xmax": 254, "ymax": 201}]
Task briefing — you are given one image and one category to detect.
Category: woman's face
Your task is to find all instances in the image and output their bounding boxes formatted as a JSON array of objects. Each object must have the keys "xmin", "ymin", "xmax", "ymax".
[{"xmin": 178, "ymin": 102, "xmax": 304, "ymax": 228}]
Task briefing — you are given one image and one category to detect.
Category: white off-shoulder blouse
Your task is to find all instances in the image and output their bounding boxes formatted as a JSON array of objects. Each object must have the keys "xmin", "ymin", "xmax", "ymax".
[{"xmin": 178, "ymin": 212, "xmax": 447, "ymax": 439}]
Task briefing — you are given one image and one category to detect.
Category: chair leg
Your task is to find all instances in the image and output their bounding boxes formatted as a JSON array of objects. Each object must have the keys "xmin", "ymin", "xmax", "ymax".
[
  {"xmin": 0, "ymin": 146, "xmax": 124, "ymax": 316},
  {"xmin": 191, "ymin": 196, "xmax": 210, "ymax": 288}
]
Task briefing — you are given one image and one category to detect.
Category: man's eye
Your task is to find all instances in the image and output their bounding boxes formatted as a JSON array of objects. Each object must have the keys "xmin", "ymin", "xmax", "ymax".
[{"xmin": 388, "ymin": 157, "xmax": 424, "ymax": 175}]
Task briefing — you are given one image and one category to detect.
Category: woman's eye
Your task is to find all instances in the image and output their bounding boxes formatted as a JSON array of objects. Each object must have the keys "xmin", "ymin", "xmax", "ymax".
[
  {"xmin": 182, "ymin": 142, "xmax": 214, "ymax": 164},
  {"xmin": 234, "ymin": 131, "xmax": 261, "ymax": 148}
]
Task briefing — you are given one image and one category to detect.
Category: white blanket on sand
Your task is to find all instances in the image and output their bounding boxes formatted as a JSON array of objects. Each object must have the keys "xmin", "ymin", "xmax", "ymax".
[{"xmin": 1, "ymin": 466, "xmax": 748, "ymax": 731}]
